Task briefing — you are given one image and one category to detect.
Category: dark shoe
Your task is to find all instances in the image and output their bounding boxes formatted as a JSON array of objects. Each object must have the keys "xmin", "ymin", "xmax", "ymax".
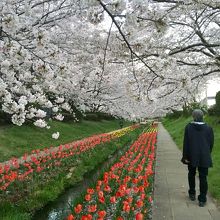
[
  {"xmin": 189, "ymin": 194, "xmax": 196, "ymax": 201},
  {"xmin": 199, "ymin": 201, "xmax": 206, "ymax": 207}
]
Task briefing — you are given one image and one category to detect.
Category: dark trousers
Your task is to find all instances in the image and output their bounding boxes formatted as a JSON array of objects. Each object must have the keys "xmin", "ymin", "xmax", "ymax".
[{"xmin": 188, "ymin": 165, "xmax": 208, "ymax": 202}]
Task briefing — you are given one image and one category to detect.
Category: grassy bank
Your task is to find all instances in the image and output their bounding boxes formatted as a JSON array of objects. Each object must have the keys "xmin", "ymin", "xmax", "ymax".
[
  {"xmin": 0, "ymin": 124, "xmax": 145, "ymax": 220},
  {"xmin": 163, "ymin": 116, "xmax": 220, "ymax": 204},
  {"xmin": 0, "ymin": 120, "xmax": 131, "ymax": 162}
]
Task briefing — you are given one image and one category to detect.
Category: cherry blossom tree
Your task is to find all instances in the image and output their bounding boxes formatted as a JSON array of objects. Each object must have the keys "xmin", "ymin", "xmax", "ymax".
[{"xmin": 0, "ymin": 0, "xmax": 219, "ymax": 126}]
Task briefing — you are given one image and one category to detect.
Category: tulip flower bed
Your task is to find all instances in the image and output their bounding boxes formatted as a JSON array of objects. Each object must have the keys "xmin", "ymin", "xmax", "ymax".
[
  {"xmin": 0, "ymin": 125, "xmax": 139, "ymax": 192},
  {"xmin": 66, "ymin": 126, "xmax": 157, "ymax": 220},
  {"xmin": 108, "ymin": 126, "xmax": 139, "ymax": 138},
  {"xmin": 0, "ymin": 125, "xmax": 142, "ymax": 219}
]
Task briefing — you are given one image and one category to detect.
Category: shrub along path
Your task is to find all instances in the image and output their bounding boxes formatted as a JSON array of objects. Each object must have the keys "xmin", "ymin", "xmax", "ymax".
[{"xmin": 152, "ymin": 123, "xmax": 220, "ymax": 220}]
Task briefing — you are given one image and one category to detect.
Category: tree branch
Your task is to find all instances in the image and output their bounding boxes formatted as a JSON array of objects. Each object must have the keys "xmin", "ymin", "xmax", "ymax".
[
  {"xmin": 191, "ymin": 69, "xmax": 220, "ymax": 80},
  {"xmin": 169, "ymin": 43, "xmax": 220, "ymax": 55},
  {"xmin": 98, "ymin": 0, "xmax": 162, "ymax": 78}
]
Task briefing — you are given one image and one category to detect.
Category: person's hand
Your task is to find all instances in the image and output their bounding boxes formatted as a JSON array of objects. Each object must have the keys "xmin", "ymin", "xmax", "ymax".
[
  {"xmin": 184, "ymin": 159, "xmax": 190, "ymax": 164},
  {"xmin": 181, "ymin": 157, "xmax": 190, "ymax": 164}
]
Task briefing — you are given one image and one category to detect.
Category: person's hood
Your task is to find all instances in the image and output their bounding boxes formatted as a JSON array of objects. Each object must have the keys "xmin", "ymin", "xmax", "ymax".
[{"xmin": 190, "ymin": 121, "xmax": 206, "ymax": 130}]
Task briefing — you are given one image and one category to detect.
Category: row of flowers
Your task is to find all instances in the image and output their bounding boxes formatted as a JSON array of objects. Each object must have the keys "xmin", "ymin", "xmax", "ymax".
[
  {"xmin": 0, "ymin": 124, "xmax": 139, "ymax": 191},
  {"xmin": 66, "ymin": 126, "xmax": 157, "ymax": 220},
  {"xmin": 108, "ymin": 126, "xmax": 138, "ymax": 138}
]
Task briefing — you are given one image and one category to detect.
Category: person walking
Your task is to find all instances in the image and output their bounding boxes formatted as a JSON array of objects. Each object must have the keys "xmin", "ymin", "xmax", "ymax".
[{"xmin": 181, "ymin": 109, "xmax": 214, "ymax": 207}]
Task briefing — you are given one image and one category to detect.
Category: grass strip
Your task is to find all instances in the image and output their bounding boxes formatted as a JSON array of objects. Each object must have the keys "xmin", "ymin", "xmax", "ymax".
[{"xmin": 0, "ymin": 120, "xmax": 131, "ymax": 162}]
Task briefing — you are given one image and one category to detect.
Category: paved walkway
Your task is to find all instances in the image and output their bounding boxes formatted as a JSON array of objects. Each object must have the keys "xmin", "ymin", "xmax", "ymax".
[{"xmin": 152, "ymin": 123, "xmax": 220, "ymax": 220}]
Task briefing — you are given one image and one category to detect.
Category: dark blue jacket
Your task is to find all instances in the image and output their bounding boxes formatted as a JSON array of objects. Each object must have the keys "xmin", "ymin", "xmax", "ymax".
[{"xmin": 182, "ymin": 122, "xmax": 214, "ymax": 167}]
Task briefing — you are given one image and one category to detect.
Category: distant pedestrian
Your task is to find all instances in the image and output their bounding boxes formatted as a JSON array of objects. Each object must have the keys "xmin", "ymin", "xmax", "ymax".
[
  {"xmin": 119, "ymin": 119, "xmax": 123, "ymax": 129},
  {"xmin": 181, "ymin": 109, "xmax": 214, "ymax": 207}
]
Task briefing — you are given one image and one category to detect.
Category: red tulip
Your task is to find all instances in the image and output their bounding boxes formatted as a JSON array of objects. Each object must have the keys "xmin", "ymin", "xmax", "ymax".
[
  {"xmin": 148, "ymin": 196, "xmax": 153, "ymax": 203},
  {"xmin": 97, "ymin": 180, "xmax": 102, "ymax": 186},
  {"xmin": 4, "ymin": 164, "xmax": 10, "ymax": 173},
  {"xmin": 88, "ymin": 204, "xmax": 97, "ymax": 213},
  {"xmin": 136, "ymin": 199, "xmax": 144, "ymax": 208},
  {"xmin": 98, "ymin": 210, "xmax": 106, "ymax": 218},
  {"xmin": 85, "ymin": 194, "xmax": 91, "ymax": 201},
  {"xmin": 99, "ymin": 196, "xmax": 105, "ymax": 204},
  {"xmin": 98, "ymin": 191, "xmax": 104, "ymax": 198},
  {"xmin": 74, "ymin": 204, "xmax": 82, "ymax": 214},
  {"xmin": 115, "ymin": 191, "xmax": 123, "ymax": 198},
  {"xmin": 67, "ymin": 214, "xmax": 75, "ymax": 220},
  {"xmin": 104, "ymin": 185, "xmax": 111, "ymax": 192},
  {"xmin": 126, "ymin": 197, "xmax": 133, "ymax": 203},
  {"xmin": 87, "ymin": 188, "xmax": 95, "ymax": 194},
  {"xmin": 133, "ymin": 186, "xmax": 139, "ymax": 193},
  {"xmin": 125, "ymin": 188, "xmax": 131, "ymax": 195},
  {"xmin": 132, "ymin": 178, "xmax": 139, "ymax": 184},
  {"xmin": 143, "ymin": 181, "xmax": 149, "ymax": 187},
  {"xmin": 123, "ymin": 203, "xmax": 130, "ymax": 213},
  {"xmin": 96, "ymin": 185, "xmax": 101, "ymax": 191},
  {"xmin": 81, "ymin": 214, "xmax": 92, "ymax": 220},
  {"xmin": 119, "ymin": 184, "xmax": 126, "ymax": 191},
  {"xmin": 110, "ymin": 196, "xmax": 116, "ymax": 203},
  {"xmin": 136, "ymin": 213, "xmax": 144, "ymax": 220},
  {"xmin": 140, "ymin": 193, "xmax": 146, "ymax": 200},
  {"xmin": 139, "ymin": 185, "xmax": 145, "ymax": 192}
]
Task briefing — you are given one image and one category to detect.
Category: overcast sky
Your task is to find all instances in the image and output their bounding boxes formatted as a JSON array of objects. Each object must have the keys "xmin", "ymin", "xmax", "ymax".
[
  {"xmin": 207, "ymin": 79, "xmax": 220, "ymax": 97},
  {"xmin": 204, "ymin": 79, "xmax": 220, "ymax": 106}
]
